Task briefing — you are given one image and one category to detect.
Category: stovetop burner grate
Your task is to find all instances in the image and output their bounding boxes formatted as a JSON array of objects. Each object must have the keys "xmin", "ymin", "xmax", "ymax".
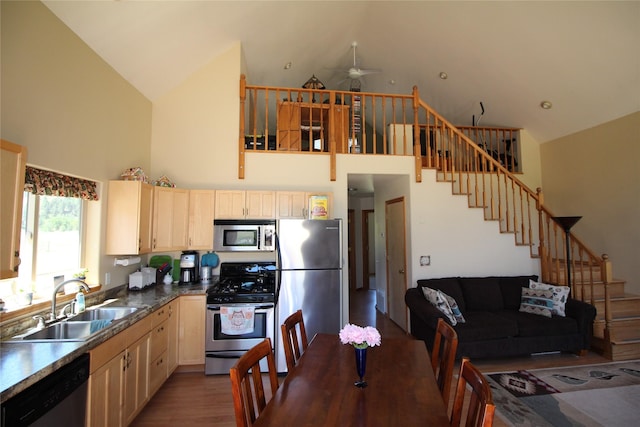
[{"xmin": 206, "ymin": 261, "xmax": 276, "ymax": 304}]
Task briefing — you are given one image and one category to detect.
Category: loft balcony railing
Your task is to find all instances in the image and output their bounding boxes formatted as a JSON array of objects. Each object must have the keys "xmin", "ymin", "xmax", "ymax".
[{"xmin": 239, "ymin": 74, "xmax": 615, "ymax": 347}]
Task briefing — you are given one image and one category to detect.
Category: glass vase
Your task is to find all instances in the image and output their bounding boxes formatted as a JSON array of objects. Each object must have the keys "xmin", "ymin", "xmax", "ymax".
[{"xmin": 354, "ymin": 346, "xmax": 368, "ymax": 388}]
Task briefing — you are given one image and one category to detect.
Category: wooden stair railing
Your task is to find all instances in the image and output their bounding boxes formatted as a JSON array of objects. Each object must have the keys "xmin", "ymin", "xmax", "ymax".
[{"xmin": 239, "ymin": 75, "xmax": 616, "ymax": 354}]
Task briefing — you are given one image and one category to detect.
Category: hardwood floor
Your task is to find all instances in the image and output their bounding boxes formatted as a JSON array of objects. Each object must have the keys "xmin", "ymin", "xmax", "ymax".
[{"xmin": 131, "ymin": 289, "xmax": 608, "ymax": 427}]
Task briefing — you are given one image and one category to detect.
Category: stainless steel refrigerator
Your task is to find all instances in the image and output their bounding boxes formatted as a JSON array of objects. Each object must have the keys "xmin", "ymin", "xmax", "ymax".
[{"xmin": 275, "ymin": 219, "xmax": 343, "ymax": 372}]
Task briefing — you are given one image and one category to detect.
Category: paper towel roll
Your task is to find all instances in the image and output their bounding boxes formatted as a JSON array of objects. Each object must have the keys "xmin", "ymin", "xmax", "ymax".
[{"xmin": 115, "ymin": 256, "xmax": 141, "ymax": 266}]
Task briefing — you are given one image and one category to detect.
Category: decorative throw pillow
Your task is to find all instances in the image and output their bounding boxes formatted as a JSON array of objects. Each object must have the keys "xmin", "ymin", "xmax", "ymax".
[
  {"xmin": 519, "ymin": 287, "xmax": 554, "ymax": 318},
  {"xmin": 422, "ymin": 287, "xmax": 458, "ymax": 325},
  {"xmin": 529, "ymin": 280, "xmax": 570, "ymax": 317},
  {"xmin": 441, "ymin": 291, "xmax": 466, "ymax": 324}
]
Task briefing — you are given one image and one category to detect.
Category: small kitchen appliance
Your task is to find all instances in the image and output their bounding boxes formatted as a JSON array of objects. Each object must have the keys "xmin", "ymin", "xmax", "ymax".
[
  {"xmin": 213, "ymin": 219, "xmax": 276, "ymax": 252},
  {"xmin": 204, "ymin": 261, "xmax": 276, "ymax": 375},
  {"xmin": 179, "ymin": 251, "xmax": 199, "ymax": 285}
]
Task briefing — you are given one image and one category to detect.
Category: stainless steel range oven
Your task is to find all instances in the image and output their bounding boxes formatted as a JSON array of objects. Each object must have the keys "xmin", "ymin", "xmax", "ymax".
[{"xmin": 204, "ymin": 262, "xmax": 276, "ymax": 375}]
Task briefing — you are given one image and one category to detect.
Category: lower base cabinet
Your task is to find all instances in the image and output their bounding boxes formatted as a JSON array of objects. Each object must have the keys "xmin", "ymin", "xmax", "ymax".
[
  {"xmin": 86, "ymin": 297, "xmax": 201, "ymax": 426},
  {"xmin": 88, "ymin": 349, "xmax": 125, "ymax": 427},
  {"xmin": 86, "ymin": 310, "xmax": 154, "ymax": 426},
  {"xmin": 178, "ymin": 295, "xmax": 205, "ymax": 366}
]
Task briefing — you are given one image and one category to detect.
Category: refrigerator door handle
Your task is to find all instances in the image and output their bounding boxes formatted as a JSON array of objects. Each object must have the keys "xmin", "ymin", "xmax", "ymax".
[{"xmin": 274, "ymin": 231, "xmax": 282, "ymax": 305}]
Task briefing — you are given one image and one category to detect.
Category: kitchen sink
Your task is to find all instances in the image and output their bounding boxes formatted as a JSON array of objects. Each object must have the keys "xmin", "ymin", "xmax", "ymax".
[
  {"xmin": 6, "ymin": 306, "xmax": 139, "ymax": 343},
  {"xmin": 66, "ymin": 306, "xmax": 138, "ymax": 322},
  {"xmin": 13, "ymin": 320, "xmax": 111, "ymax": 342}
]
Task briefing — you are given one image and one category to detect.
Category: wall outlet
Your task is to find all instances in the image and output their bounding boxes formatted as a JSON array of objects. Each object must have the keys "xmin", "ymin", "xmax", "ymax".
[
  {"xmin": 420, "ymin": 255, "xmax": 431, "ymax": 266},
  {"xmin": 105, "ymin": 272, "xmax": 111, "ymax": 285}
]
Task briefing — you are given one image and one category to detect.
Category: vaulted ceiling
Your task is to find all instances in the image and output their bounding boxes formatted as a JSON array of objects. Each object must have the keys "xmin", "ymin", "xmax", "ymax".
[{"xmin": 43, "ymin": 1, "xmax": 639, "ymax": 144}]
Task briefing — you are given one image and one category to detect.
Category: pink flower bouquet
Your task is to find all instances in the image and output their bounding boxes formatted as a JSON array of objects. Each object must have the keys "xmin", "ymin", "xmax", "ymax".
[{"xmin": 339, "ymin": 324, "xmax": 381, "ymax": 349}]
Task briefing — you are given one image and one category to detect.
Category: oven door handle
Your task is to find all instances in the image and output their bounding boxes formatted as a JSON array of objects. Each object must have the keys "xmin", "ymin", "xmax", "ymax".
[
  {"xmin": 205, "ymin": 352, "xmax": 248, "ymax": 359},
  {"xmin": 207, "ymin": 304, "xmax": 274, "ymax": 311}
]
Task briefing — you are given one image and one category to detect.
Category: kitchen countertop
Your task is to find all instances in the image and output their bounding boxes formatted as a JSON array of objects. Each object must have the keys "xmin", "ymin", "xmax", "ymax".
[{"xmin": 0, "ymin": 282, "xmax": 211, "ymax": 403}]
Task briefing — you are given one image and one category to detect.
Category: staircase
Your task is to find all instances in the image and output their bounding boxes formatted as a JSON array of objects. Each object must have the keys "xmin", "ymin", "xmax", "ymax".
[
  {"xmin": 238, "ymin": 77, "xmax": 639, "ymax": 360},
  {"xmin": 424, "ymin": 120, "xmax": 640, "ymax": 360}
]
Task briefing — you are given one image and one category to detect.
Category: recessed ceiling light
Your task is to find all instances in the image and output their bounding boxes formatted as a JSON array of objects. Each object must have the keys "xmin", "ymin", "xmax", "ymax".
[
  {"xmin": 439, "ymin": 72, "xmax": 448, "ymax": 80},
  {"xmin": 540, "ymin": 101, "xmax": 552, "ymax": 109}
]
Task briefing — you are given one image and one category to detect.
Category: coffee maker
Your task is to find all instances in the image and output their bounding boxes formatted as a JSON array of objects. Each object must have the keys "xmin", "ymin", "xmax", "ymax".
[{"xmin": 179, "ymin": 251, "xmax": 199, "ymax": 285}]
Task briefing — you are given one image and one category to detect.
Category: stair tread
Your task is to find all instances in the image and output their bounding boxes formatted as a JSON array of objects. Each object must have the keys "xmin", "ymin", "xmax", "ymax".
[
  {"xmin": 595, "ymin": 316, "xmax": 640, "ymax": 322},
  {"xmin": 593, "ymin": 293, "xmax": 640, "ymax": 302},
  {"xmin": 612, "ymin": 338, "xmax": 640, "ymax": 345}
]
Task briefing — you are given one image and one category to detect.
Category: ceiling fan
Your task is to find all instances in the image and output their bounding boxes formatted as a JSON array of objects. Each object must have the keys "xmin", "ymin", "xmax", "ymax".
[{"xmin": 332, "ymin": 42, "xmax": 382, "ymax": 89}]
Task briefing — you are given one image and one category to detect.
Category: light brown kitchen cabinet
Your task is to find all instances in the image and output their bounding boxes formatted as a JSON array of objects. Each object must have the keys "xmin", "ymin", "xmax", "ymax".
[
  {"xmin": 152, "ymin": 187, "xmax": 189, "ymax": 252},
  {"xmin": 215, "ymin": 190, "xmax": 275, "ymax": 219},
  {"xmin": 87, "ymin": 348, "xmax": 124, "ymax": 427},
  {"xmin": 123, "ymin": 331, "xmax": 151, "ymax": 425},
  {"xmin": 1, "ymin": 140, "xmax": 27, "ymax": 279},
  {"xmin": 167, "ymin": 300, "xmax": 180, "ymax": 375},
  {"xmin": 178, "ymin": 295, "xmax": 206, "ymax": 366},
  {"xmin": 106, "ymin": 180, "xmax": 154, "ymax": 255},
  {"xmin": 148, "ymin": 303, "xmax": 170, "ymax": 397},
  {"xmin": 188, "ymin": 189, "xmax": 216, "ymax": 250},
  {"xmin": 87, "ymin": 315, "xmax": 152, "ymax": 427},
  {"xmin": 276, "ymin": 191, "xmax": 333, "ymax": 219}
]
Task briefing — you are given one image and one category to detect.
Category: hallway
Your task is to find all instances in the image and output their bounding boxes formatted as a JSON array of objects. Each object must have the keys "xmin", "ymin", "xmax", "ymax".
[{"xmin": 348, "ymin": 289, "xmax": 410, "ymax": 340}]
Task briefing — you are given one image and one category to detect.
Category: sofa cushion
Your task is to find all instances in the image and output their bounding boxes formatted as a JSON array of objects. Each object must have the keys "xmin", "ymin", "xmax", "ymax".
[
  {"xmin": 417, "ymin": 278, "xmax": 466, "ymax": 313},
  {"xmin": 529, "ymin": 280, "xmax": 570, "ymax": 317},
  {"xmin": 496, "ymin": 310, "xmax": 579, "ymax": 337},
  {"xmin": 442, "ymin": 292, "xmax": 466, "ymax": 324},
  {"xmin": 500, "ymin": 275, "xmax": 538, "ymax": 309},
  {"xmin": 459, "ymin": 277, "xmax": 504, "ymax": 311},
  {"xmin": 422, "ymin": 287, "xmax": 460, "ymax": 325},
  {"xmin": 452, "ymin": 312, "xmax": 518, "ymax": 341},
  {"xmin": 519, "ymin": 287, "xmax": 554, "ymax": 318}
]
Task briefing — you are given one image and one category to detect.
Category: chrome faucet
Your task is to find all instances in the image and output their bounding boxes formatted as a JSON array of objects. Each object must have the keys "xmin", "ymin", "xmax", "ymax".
[{"xmin": 50, "ymin": 279, "xmax": 89, "ymax": 321}]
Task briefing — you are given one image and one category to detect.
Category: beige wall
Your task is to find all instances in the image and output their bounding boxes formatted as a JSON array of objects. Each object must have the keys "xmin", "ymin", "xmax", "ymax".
[
  {"xmin": 541, "ymin": 112, "xmax": 640, "ymax": 294},
  {"xmin": 1, "ymin": 1, "xmax": 152, "ymax": 289},
  {"xmin": 2, "ymin": 1, "xmax": 561, "ymax": 321}
]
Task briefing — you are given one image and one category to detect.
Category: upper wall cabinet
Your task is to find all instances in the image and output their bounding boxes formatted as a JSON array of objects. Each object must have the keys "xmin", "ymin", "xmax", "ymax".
[
  {"xmin": 152, "ymin": 187, "xmax": 189, "ymax": 252},
  {"xmin": 106, "ymin": 180, "xmax": 154, "ymax": 255},
  {"xmin": 1, "ymin": 140, "xmax": 27, "ymax": 279},
  {"xmin": 215, "ymin": 190, "xmax": 275, "ymax": 219},
  {"xmin": 188, "ymin": 190, "xmax": 215, "ymax": 250},
  {"xmin": 276, "ymin": 191, "xmax": 333, "ymax": 219}
]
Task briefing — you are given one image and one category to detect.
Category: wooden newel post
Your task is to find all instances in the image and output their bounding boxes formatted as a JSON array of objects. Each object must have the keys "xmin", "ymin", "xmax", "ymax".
[
  {"xmin": 536, "ymin": 188, "xmax": 547, "ymax": 281},
  {"xmin": 239, "ymin": 75, "xmax": 247, "ymax": 179},
  {"xmin": 412, "ymin": 86, "xmax": 422, "ymax": 183}
]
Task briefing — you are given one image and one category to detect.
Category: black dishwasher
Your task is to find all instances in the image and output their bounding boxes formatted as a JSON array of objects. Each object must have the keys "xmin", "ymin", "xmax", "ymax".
[{"xmin": 2, "ymin": 353, "xmax": 90, "ymax": 427}]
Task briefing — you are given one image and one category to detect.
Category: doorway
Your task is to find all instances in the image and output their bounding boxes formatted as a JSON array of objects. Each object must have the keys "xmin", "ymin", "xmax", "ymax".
[
  {"xmin": 361, "ymin": 209, "xmax": 375, "ymax": 290},
  {"xmin": 385, "ymin": 197, "xmax": 408, "ymax": 331},
  {"xmin": 348, "ymin": 209, "xmax": 356, "ymax": 290}
]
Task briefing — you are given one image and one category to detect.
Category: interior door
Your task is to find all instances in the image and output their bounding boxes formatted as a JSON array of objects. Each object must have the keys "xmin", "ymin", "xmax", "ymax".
[{"xmin": 385, "ymin": 197, "xmax": 407, "ymax": 331}]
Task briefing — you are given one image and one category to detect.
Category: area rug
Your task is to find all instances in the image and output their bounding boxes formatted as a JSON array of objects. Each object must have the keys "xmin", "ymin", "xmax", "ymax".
[{"xmin": 487, "ymin": 361, "xmax": 640, "ymax": 427}]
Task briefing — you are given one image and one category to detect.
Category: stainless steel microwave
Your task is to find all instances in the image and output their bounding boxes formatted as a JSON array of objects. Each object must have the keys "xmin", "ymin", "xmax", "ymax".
[{"xmin": 213, "ymin": 219, "xmax": 276, "ymax": 252}]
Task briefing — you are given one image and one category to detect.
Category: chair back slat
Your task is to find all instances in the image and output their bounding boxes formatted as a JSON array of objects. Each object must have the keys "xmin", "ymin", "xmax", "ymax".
[
  {"xmin": 431, "ymin": 318, "xmax": 459, "ymax": 410},
  {"xmin": 281, "ymin": 309, "xmax": 309, "ymax": 371},
  {"xmin": 230, "ymin": 338, "xmax": 279, "ymax": 427},
  {"xmin": 450, "ymin": 357, "xmax": 495, "ymax": 427}
]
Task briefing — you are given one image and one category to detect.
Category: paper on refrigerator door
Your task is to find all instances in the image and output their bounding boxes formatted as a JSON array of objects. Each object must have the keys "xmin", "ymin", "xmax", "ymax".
[{"xmin": 220, "ymin": 306, "xmax": 255, "ymax": 335}]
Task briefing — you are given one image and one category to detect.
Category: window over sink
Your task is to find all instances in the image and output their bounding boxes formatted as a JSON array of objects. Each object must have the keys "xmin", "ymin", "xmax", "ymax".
[{"xmin": 0, "ymin": 167, "xmax": 99, "ymax": 311}]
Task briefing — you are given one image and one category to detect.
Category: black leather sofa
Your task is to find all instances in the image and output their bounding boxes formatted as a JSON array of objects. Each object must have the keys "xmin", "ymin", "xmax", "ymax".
[{"xmin": 404, "ymin": 275, "xmax": 597, "ymax": 359}]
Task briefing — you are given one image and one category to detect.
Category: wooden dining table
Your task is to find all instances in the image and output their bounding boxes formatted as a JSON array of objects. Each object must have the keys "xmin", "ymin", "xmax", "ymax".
[{"xmin": 253, "ymin": 333, "xmax": 450, "ymax": 426}]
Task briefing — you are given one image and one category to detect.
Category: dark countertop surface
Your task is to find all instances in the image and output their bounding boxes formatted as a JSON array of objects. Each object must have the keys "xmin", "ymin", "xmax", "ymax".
[{"xmin": 0, "ymin": 282, "xmax": 210, "ymax": 403}]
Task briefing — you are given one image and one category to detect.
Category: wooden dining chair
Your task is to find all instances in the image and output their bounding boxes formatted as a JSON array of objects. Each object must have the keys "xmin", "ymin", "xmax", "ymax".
[
  {"xmin": 229, "ymin": 338, "xmax": 279, "ymax": 427},
  {"xmin": 431, "ymin": 318, "xmax": 459, "ymax": 409},
  {"xmin": 450, "ymin": 357, "xmax": 495, "ymax": 427},
  {"xmin": 280, "ymin": 309, "xmax": 309, "ymax": 371}
]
